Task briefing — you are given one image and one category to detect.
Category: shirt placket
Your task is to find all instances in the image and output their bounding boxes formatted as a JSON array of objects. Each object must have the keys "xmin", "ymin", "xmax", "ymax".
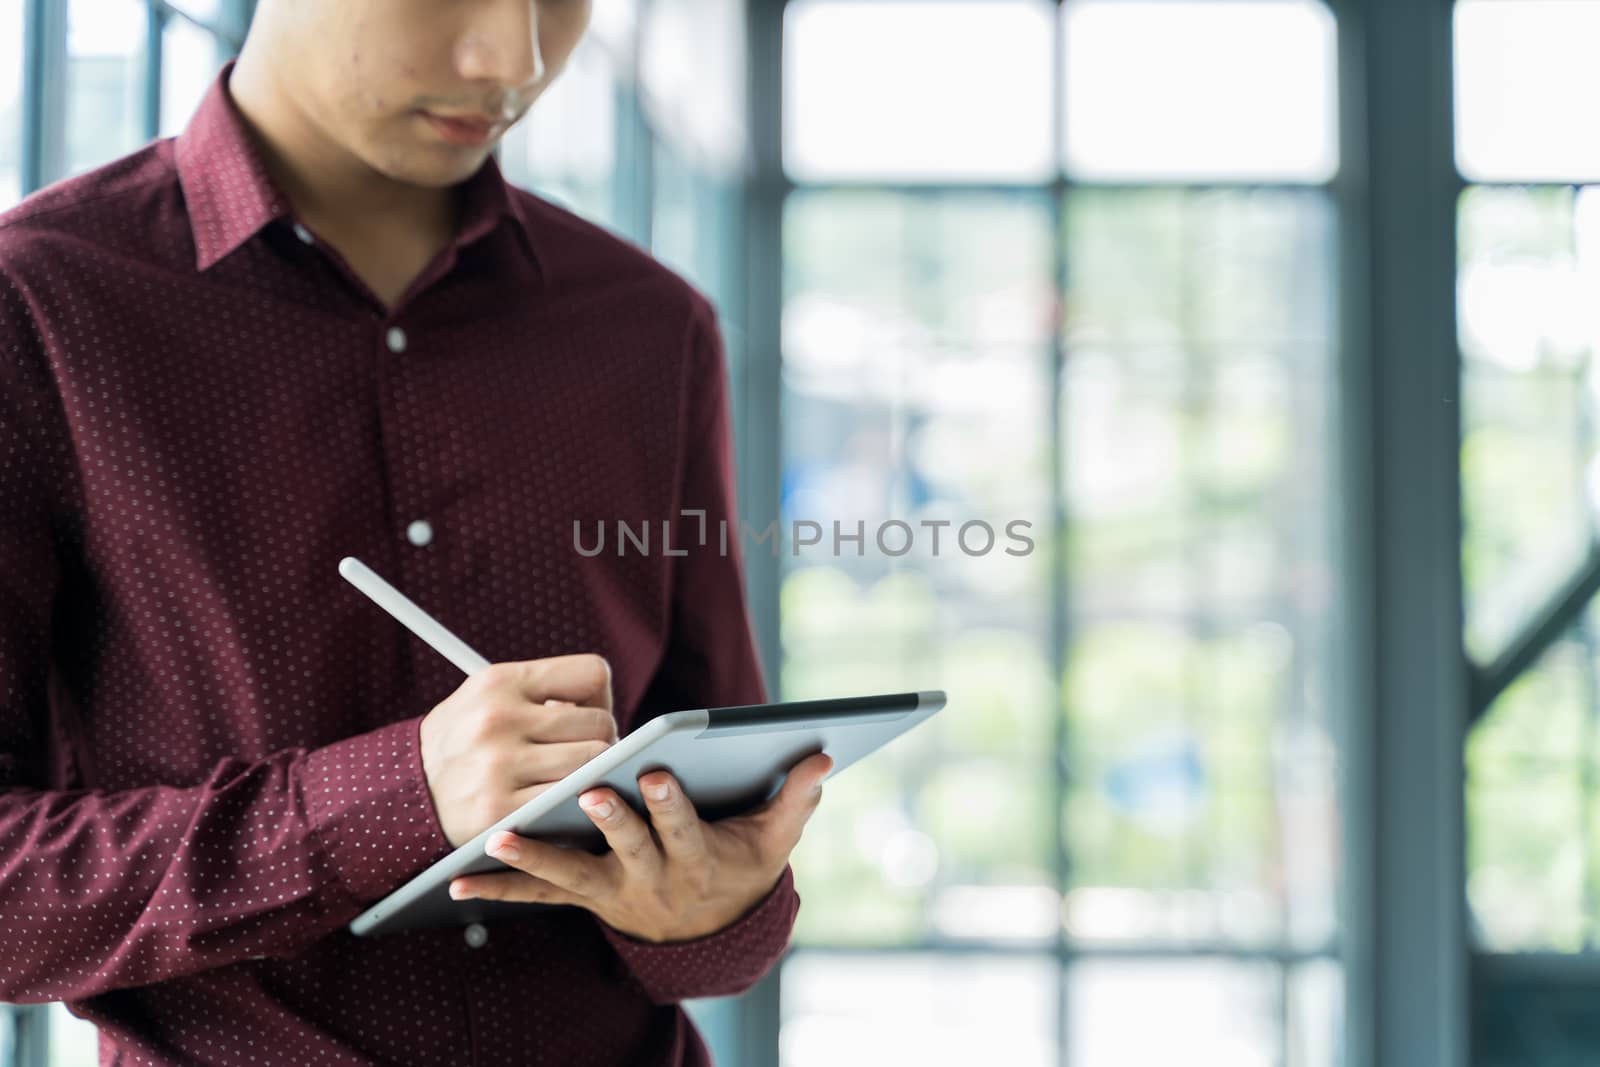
[
  {"xmin": 285, "ymin": 217, "xmax": 464, "ymax": 558},
  {"xmin": 381, "ymin": 315, "xmax": 445, "ymax": 549},
  {"xmin": 382, "ymin": 313, "xmax": 501, "ymax": 1067},
  {"xmin": 288, "ymin": 217, "xmax": 496, "ymax": 1061}
]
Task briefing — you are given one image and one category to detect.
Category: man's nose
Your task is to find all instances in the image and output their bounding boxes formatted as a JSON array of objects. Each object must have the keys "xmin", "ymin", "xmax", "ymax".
[{"xmin": 456, "ymin": 0, "xmax": 547, "ymax": 96}]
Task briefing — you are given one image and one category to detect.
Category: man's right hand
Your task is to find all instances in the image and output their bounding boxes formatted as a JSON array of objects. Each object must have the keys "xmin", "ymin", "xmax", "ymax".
[{"xmin": 418, "ymin": 653, "xmax": 618, "ymax": 848}]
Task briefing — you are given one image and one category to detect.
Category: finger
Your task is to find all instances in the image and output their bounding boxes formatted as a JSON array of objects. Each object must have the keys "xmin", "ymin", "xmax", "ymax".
[
  {"xmin": 484, "ymin": 831, "xmax": 617, "ymax": 900},
  {"xmin": 749, "ymin": 752, "xmax": 833, "ymax": 853},
  {"xmin": 637, "ymin": 772, "xmax": 710, "ymax": 867},
  {"xmin": 449, "ymin": 870, "xmax": 586, "ymax": 907},
  {"xmin": 515, "ymin": 653, "xmax": 613, "ymax": 712},
  {"xmin": 507, "ymin": 779, "xmax": 560, "ymax": 807},
  {"xmin": 506, "ymin": 737, "xmax": 612, "ymax": 787},
  {"xmin": 577, "ymin": 788, "xmax": 664, "ymax": 877},
  {"xmin": 530, "ymin": 702, "xmax": 618, "ymax": 745}
]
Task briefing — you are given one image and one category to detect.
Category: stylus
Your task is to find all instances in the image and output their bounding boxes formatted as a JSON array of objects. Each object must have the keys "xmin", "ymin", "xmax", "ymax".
[{"xmin": 337, "ymin": 556, "xmax": 491, "ymax": 676}]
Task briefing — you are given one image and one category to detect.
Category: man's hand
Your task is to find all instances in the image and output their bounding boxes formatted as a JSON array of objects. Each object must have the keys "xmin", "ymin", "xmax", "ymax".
[
  {"xmin": 446, "ymin": 750, "xmax": 834, "ymax": 943},
  {"xmin": 419, "ymin": 653, "xmax": 618, "ymax": 848}
]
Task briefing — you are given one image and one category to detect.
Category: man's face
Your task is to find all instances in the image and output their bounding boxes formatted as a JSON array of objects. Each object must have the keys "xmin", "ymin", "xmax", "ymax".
[{"xmin": 279, "ymin": 0, "xmax": 592, "ymax": 186}]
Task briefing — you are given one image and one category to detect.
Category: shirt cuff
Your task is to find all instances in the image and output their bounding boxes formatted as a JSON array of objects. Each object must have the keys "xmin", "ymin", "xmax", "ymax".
[
  {"xmin": 597, "ymin": 863, "xmax": 801, "ymax": 1005},
  {"xmin": 298, "ymin": 715, "xmax": 456, "ymax": 906}
]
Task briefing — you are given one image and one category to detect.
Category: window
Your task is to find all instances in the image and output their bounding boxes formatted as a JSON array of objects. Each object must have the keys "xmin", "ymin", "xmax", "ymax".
[
  {"xmin": 1062, "ymin": 0, "xmax": 1338, "ymax": 182},
  {"xmin": 0, "ymin": 0, "xmax": 21, "ymax": 211},
  {"xmin": 783, "ymin": 0, "xmax": 1054, "ymax": 183},
  {"xmin": 640, "ymin": 0, "xmax": 746, "ymax": 174},
  {"xmin": 497, "ymin": 32, "xmax": 620, "ymax": 231},
  {"xmin": 782, "ymin": 953, "xmax": 1057, "ymax": 1065},
  {"xmin": 1456, "ymin": 0, "xmax": 1600, "ymax": 956},
  {"xmin": 779, "ymin": 3, "xmax": 1342, "ymax": 1064},
  {"xmin": 1455, "ymin": 1, "xmax": 1600, "ymax": 183},
  {"xmin": 64, "ymin": 0, "xmax": 148, "ymax": 177},
  {"xmin": 160, "ymin": 12, "xmax": 225, "ymax": 137},
  {"xmin": 1060, "ymin": 187, "xmax": 1338, "ymax": 949},
  {"xmin": 783, "ymin": 191, "xmax": 1057, "ymax": 949}
]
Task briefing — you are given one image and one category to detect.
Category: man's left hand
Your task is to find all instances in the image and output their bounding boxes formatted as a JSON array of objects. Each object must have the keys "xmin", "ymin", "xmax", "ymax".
[{"xmin": 447, "ymin": 750, "xmax": 834, "ymax": 942}]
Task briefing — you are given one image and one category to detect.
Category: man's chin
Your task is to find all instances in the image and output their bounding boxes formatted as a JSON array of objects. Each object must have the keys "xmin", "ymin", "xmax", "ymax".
[{"xmin": 377, "ymin": 148, "xmax": 494, "ymax": 190}]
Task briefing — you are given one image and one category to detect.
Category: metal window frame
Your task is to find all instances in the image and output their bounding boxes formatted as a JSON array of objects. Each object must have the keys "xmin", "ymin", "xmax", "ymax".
[
  {"xmin": 19, "ymin": 0, "xmax": 65, "ymax": 196},
  {"xmin": 13, "ymin": 0, "xmax": 63, "ymax": 1047},
  {"xmin": 1332, "ymin": 2, "xmax": 1469, "ymax": 1066},
  {"xmin": 1340, "ymin": 0, "xmax": 1600, "ymax": 1060}
]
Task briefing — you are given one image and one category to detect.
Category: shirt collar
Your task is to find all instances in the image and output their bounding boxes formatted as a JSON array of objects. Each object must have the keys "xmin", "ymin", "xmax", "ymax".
[
  {"xmin": 453, "ymin": 150, "xmax": 544, "ymax": 279},
  {"xmin": 175, "ymin": 58, "xmax": 543, "ymax": 280}
]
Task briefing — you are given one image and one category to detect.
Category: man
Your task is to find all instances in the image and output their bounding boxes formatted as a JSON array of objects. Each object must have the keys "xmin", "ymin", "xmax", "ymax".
[{"xmin": 0, "ymin": 0, "xmax": 831, "ymax": 1063}]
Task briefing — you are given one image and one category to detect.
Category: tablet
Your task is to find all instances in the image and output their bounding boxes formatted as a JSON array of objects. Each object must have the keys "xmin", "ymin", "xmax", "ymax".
[{"xmin": 349, "ymin": 689, "xmax": 947, "ymax": 938}]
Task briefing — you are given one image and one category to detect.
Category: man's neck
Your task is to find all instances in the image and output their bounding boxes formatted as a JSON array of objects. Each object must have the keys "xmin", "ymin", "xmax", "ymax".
[{"xmin": 225, "ymin": 47, "xmax": 460, "ymax": 248}]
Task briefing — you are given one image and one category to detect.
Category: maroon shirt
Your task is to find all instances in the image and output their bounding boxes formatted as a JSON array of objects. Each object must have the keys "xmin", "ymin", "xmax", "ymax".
[{"xmin": 0, "ymin": 59, "xmax": 795, "ymax": 1066}]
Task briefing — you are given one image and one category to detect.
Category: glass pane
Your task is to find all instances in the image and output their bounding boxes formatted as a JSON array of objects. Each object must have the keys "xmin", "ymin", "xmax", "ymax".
[
  {"xmin": 1061, "ymin": 623, "xmax": 1336, "ymax": 948},
  {"xmin": 639, "ymin": 0, "xmax": 745, "ymax": 171},
  {"xmin": 163, "ymin": 0, "xmax": 221, "ymax": 24},
  {"xmin": 1287, "ymin": 959, "xmax": 1342, "ymax": 1067},
  {"xmin": 498, "ymin": 36, "xmax": 616, "ymax": 227},
  {"xmin": 159, "ymin": 12, "xmax": 222, "ymax": 137},
  {"xmin": 1061, "ymin": 188, "xmax": 1340, "ymax": 952},
  {"xmin": 780, "ymin": 953, "xmax": 1056, "ymax": 1067},
  {"xmin": 48, "ymin": 1000, "xmax": 98, "ymax": 1067},
  {"xmin": 1465, "ymin": 611, "xmax": 1600, "ymax": 951},
  {"xmin": 782, "ymin": 190, "xmax": 1055, "ymax": 945},
  {"xmin": 588, "ymin": 0, "xmax": 637, "ymax": 59},
  {"xmin": 652, "ymin": 145, "xmax": 734, "ymax": 312},
  {"xmin": 1455, "ymin": 0, "xmax": 1600, "ymax": 182},
  {"xmin": 1458, "ymin": 185, "xmax": 1600, "ymax": 663},
  {"xmin": 783, "ymin": 0, "xmax": 1054, "ymax": 182},
  {"xmin": 1065, "ymin": 188, "xmax": 1336, "ymax": 349},
  {"xmin": 0, "ymin": 0, "xmax": 20, "ymax": 210},
  {"xmin": 1065, "ymin": 957, "xmax": 1281, "ymax": 1067},
  {"xmin": 1062, "ymin": 0, "xmax": 1338, "ymax": 183},
  {"xmin": 65, "ymin": 0, "xmax": 147, "ymax": 178},
  {"xmin": 785, "ymin": 190, "xmax": 1057, "ymax": 354}
]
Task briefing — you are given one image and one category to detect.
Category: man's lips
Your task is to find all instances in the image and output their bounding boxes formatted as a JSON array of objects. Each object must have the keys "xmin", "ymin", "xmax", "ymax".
[{"xmin": 420, "ymin": 111, "xmax": 503, "ymax": 146}]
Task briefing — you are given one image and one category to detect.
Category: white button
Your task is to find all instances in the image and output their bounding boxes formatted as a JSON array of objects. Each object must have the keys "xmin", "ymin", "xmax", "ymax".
[
  {"xmin": 386, "ymin": 326, "xmax": 408, "ymax": 353},
  {"xmin": 463, "ymin": 922, "xmax": 488, "ymax": 948},
  {"xmin": 406, "ymin": 519, "xmax": 434, "ymax": 547},
  {"xmin": 292, "ymin": 222, "xmax": 314, "ymax": 245}
]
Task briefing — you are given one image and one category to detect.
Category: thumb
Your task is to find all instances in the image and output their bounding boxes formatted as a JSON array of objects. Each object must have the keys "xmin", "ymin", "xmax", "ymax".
[{"xmin": 764, "ymin": 751, "xmax": 833, "ymax": 829}]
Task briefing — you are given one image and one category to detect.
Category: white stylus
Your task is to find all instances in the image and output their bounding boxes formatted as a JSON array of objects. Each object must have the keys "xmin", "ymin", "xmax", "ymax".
[{"xmin": 338, "ymin": 556, "xmax": 491, "ymax": 676}]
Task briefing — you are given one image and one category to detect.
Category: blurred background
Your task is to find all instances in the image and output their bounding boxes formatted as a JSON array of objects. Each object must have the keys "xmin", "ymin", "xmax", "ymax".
[{"xmin": 4, "ymin": 0, "xmax": 1597, "ymax": 1065}]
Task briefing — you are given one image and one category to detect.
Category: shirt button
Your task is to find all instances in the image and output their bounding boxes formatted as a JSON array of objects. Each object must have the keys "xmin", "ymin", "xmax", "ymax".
[
  {"xmin": 406, "ymin": 519, "xmax": 434, "ymax": 547},
  {"xmin": 292, "ymin": 222, "xmax": 314, "ymax": 245},
  {"xmin": 464, "ymin": 922, "xmax": 488, "ymax": 948},
  {"xmin": 386, "ymin": 326, "xmax": 408, "ymax": 353}
]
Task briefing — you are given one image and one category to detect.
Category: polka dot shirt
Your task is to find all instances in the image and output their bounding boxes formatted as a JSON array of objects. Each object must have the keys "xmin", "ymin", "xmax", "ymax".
[{"xmin": 0, "ymin": 59, "xmax": 797, "ymax": 1066}]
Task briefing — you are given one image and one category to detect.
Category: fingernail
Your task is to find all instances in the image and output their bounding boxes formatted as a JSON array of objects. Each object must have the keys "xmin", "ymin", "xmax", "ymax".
[
  {"xmin": 450, "ymin": 881, "xmax": 476, "ymax": 900},
  {"xmin": 489, "ymin": 835, "xmax": 520, "ymax": 862},
  {"xmin": 582, "ymin": 793, "xmax": 614, "ymax": 818},
  {"xmin": 646, "ymin": 781, "xmax": 670, "ymax": 801}
]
